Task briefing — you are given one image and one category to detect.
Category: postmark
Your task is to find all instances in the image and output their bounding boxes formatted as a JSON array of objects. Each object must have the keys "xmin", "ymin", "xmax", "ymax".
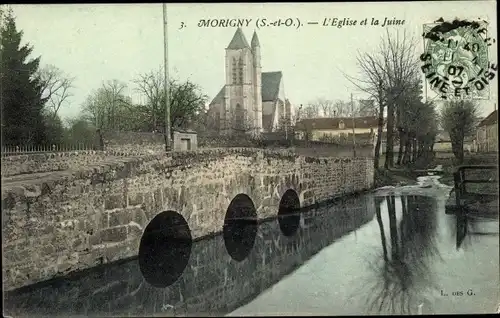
[{"xmin": 420, "ymin": 18, "xmax": 497, "ymax": 100}]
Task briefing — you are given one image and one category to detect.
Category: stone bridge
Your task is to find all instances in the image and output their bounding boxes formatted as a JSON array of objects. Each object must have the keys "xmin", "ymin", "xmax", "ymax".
[{"xmin": 2, "ymin": 148, "xmax": 374, "ymax": 292}]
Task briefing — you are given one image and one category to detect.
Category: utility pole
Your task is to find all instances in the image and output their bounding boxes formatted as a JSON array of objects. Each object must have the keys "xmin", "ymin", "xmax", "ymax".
[
  {"xmin": 351, "ymin": 93, "xmax": 357, "ymax": 157},
  {"xmin": 163, "ymin": 3, "xmax": 171, "ymax": 152}
]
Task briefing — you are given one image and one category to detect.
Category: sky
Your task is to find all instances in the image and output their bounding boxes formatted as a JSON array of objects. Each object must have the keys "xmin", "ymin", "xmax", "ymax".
[{"xmin": 7, "ymin": 1, "xmax": 498, "ymax": 121}]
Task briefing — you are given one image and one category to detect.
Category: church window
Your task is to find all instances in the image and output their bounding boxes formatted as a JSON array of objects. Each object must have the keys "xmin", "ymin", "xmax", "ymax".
[
  {"xmin": 235, "ymin": 103, "xmax": 245, "ymax": 130},
  {"xmin": 232, "ymin": 58, "xmax": 237, "ymax": 84},
  {"xmin": 238, "ymin": 57, "xmax": 244, "ymax": 84}
]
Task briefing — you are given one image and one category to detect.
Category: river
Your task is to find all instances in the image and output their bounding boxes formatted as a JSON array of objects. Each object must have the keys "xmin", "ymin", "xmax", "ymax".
[{"xmin": 4, "ymin": 175, "xmax": 499, "ymax": 316}]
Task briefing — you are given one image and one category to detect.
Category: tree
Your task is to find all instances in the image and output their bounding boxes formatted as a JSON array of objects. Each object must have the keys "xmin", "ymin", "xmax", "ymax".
[
  {"xmin": 42, "ymin": 109, "xmax": 65, "ymax": 145},
  {"xmin": 310, "ymin": 98, "xmax": 336, "ymax": 117},
  {"xmin": 342, "ymin": 29, "xmax": 420, "ymax": 169},
  {"xmin": 301, "ymin": 103, "xmax": 320, "ymax": 119},
  {"xmin": 133, "ymin": 68, "xmax": 208, "ymax": 133},
  {"xmin": 440, "ymin": 100, "xmax": 479, "ymax": 163},
  {"xmin": 1, "ymin": 8, "xmax": 47, "ymax": 146},
  {"xmin": 133, "ymin": 67, "xmax": 164, "ymax": 131},
  {"xmin": 38, "ymin": 64, "xmax": 75, "ymax": 118},
  {"xmin": 64, "ymin": 116, "xmax": 99, "ymax": 146},
  {"xmin": 166, "ymin": 79, "xmax": 207, "ymax": 131},
  {"xmin": 81, "ymin": 80, "xmax": 135, "ymax": 131},
  {"xmin": 378, "ymin": 29, "xmax": 420, "ymax": 169}
]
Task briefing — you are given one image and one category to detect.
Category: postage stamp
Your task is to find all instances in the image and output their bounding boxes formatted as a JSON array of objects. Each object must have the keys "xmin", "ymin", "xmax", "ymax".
[{"xmin": 420, "ymin": 18, "xmax": 497, "ymax": 100}]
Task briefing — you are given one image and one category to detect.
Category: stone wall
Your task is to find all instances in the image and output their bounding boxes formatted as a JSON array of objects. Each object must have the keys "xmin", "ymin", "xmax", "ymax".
[
  {"xmin": 4, "ymin": 194, "xmax": 375, "ymax": 316},
  {"xmin": 101, "ymin": 131, "xmax": 166, "ymax": 154},
  {"xmin": 0, "ymin": 151, "xmax": 127, "ymax": 178},
  {"xmin": 2, "ymin": 148, "xmax": 374, "ymax": 291}
]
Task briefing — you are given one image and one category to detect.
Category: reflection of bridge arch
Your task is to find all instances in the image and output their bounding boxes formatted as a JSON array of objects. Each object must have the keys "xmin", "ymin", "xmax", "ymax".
[
  {"xmin": 223, "ymin": 193, "xmax": 258, "ymax": 262},
  {"xmin": 136, "ymin": 171, "xmax": 310, "ymax": 285},
  {"xmin": 138, "ymin": 210, "xmax": 192, "ymax": 288},
  {"xmin": 278, "ymin": 189, "xmax": 301, "ymax": 237}
]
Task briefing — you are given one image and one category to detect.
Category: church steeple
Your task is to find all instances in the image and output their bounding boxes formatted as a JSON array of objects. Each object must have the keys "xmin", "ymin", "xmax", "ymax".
[
  {"xmin": 251, "ymin": 31, "xmax": 260, "ymax": 48},
  {"xmin": 227, "ymin": 28, "xmax": 250, "ymax": 49}
]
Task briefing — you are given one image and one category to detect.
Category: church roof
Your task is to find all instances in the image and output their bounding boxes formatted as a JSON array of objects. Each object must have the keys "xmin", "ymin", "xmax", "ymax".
[
  {"xmin": 262, "ymin": 71, "xmax": 282, "ymax": 102},
  {"xmin": 227, "ymin": 28, "xmax": 250, "ymax": 50},
  {"xmin": 209, "ymin": 71, "xmax": 283, "ymax": 105},
  {"xmin": 251, "ymin": 31, "xmax": 260, "ymax": 47}
]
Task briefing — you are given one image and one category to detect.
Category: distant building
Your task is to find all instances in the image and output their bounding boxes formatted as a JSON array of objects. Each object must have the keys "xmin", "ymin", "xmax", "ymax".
[
  {"xmin": 434, "ymin": 130, "xmax": 475, "ymax": 153},
  {"xmin": 476, "ymin": 109, "xmax": 498, "ymax": 152},
  {"xmin": 294, "ymin": 116, "xmax": 383, "ymax": 143},
  {"xmin": 207, "ymin": 28, "xmax": 294, "ymax": 135}
]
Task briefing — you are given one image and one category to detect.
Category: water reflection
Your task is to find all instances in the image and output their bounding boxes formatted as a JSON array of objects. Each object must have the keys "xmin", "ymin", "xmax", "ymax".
[
  {"xmin": 223, "ymin": 193, "xmax": 259, "ymax": 262},
  {"xmin": 138, "ymin": 211, "xmax": 192, "ymax": 288},
  {"xmin": 278, "ymin": 189, "xmax": 301, "ymax": 237},
  {"xmin": 364, "ymin": 195, "xmax": 441, "ymax": 315},
  {"xmin": 4, "ymin": 194, "xmax": 374, "ymax": 317},
  {"xmin": 456, "ymin": 213, "xmax": 500, "ymax": 250}
]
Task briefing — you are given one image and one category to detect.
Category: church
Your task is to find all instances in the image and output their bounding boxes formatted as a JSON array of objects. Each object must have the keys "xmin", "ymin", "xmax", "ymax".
[{"xmin": 207, "ymin": 28, "xmax": 293, "ymax": 135}]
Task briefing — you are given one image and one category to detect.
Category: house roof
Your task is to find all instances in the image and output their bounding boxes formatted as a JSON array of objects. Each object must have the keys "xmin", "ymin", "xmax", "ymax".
[
  {"xmin": 209, "ymin": 71, "xmax": 283, "ymax": 105},
  {"xmin": 227, "ymin": 28, "xmax": 250, "ymax": 50},
  {"xmin": 478, "ymin": 110, "xmax": 498, "ymax": 127},
  {"xmin": 295, "ymin": 116, "xmax": 379, "ymax": 131}
]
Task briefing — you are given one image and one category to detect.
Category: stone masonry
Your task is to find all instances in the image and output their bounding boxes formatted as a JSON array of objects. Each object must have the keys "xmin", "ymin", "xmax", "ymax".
[
  {"xmin": 2, "ymin": 148, "xmax": 374, "ymax": 292},
  {"xmin": 4, "ymin": 195, "xmax": 375, "ymax": 316}
]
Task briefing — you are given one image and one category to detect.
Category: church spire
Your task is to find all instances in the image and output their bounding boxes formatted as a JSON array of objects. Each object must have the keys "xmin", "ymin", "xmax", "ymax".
[
  {"xmin": 251, "ymin": 31, "xmax": 260, "ymax": 47},
  {"xmin": 227, "ymin": 28, "xmax": 250, "ymax": 49}
]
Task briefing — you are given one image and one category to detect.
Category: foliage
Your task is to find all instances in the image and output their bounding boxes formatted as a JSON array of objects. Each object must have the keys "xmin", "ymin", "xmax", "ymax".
[
  {"xmin": 1, "ymin": 9, "xmax": 47, "ymax": 145},
  {"xmin": 64, "ymin": 117, "xmax": 99, "ymax": 146},
  {"xmin": 440, "ymin": 100, "xmax": 479, "ymax": 162},
  {"xmin": 133, "ymin": 67, "xmax": 208, "ymax": 133}
]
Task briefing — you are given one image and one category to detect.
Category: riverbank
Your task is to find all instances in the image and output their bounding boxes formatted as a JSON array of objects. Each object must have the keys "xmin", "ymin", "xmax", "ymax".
[
  {"xmin": 375, "ymin": 152, "xmax": 498, "ymax": 188},
  {"xmin": 373, "ymin": 168, "xmax": 418, "ymax": 187}
]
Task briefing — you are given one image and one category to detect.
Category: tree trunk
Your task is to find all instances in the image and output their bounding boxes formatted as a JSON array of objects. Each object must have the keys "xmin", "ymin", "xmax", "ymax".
[
  {"xmin": 387, "ymin": 195, "xmax": 399, "ymax": 261},
  {"xmin": 403, "ymin": 136, "xmax": 411, "ymax": 165},
  {"xmin": 375, "ymin": 197, "xmax": 388, "ymax": 262},
  {"xmin": 412, "ymin": 137, "xmax": 418, "ymax": 163},
  {"xmin": 451, "ymin": 136, "xmax": 465, "ymax": 164},
  {"xmin": 397, "ymin": 130, "xmax": 405, "ymax": 166},
  {"xmin": 384, "ymin": 100, "xmax": 395, "ymax": 169},
  {"xmin": 374, "ymin": 105, "xmax": 385, "ymax": 170}
]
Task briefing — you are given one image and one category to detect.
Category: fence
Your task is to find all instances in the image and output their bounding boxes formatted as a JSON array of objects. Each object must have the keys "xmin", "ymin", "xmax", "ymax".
[{"xmin": 1, "ymin": 143, "xmax": 99, "ymax": 157}]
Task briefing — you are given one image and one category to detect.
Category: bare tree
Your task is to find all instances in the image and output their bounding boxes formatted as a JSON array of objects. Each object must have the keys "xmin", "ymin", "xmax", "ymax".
[
  {"xmin": 309, "ymin": 98, "xmax": 336, "ymax": 117},
  {"xmin": 302, "ymin": 103, "xmax": 320, "ymax": 119},
  {"xmin": 133, "ymin": 67, "xmax": 163, "ymax": 131},
  {"xmin": 38, "ymin": 64, "xmax": 75, "ymax": 118},
  {"xmin": 340, "ymin": 29, "xmax": 420, "ymax": 169},
  {"xmin": 378, "ymin": 29, "xmax": 420, "ymax": 168},
  {"xmin": 81, "ymin": 80, "xmax": 134, "ymax": 131}
]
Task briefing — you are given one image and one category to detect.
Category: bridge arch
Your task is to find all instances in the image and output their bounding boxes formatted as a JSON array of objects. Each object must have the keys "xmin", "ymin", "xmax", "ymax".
[
  {"xmin": 278, "ymin": 189, "xmax": 301, "ymax": 237},
  {"xmin": 138, "ymin": 210, "xmax": 192, "ymax": 288},
  {"xmin": 223, "ymin": 193, "xmax": 258, "ymax": 262}
]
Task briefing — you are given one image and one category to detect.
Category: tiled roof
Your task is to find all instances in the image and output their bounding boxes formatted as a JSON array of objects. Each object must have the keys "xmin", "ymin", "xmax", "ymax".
[
  {"xmin": 262, "ymin": 71, "xmax": 282, "ymax": 102},
  {"xmin": 227, "ymin": 28, "xmax": 250, "ymax": 50},
  {"xmin": 209, "ymin": 86, "xmax": 225, "ymax": 106},
  {"xmin": 209, "ymin": 71, "xmax": 283, "ymax": 105},
  {"xmin": 295, "ymin": 116, "xmax": 379, "ymax": 131},
  {"xmin": 478, "ymin": 110, "xmax": 498, "ymax": 127}
]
